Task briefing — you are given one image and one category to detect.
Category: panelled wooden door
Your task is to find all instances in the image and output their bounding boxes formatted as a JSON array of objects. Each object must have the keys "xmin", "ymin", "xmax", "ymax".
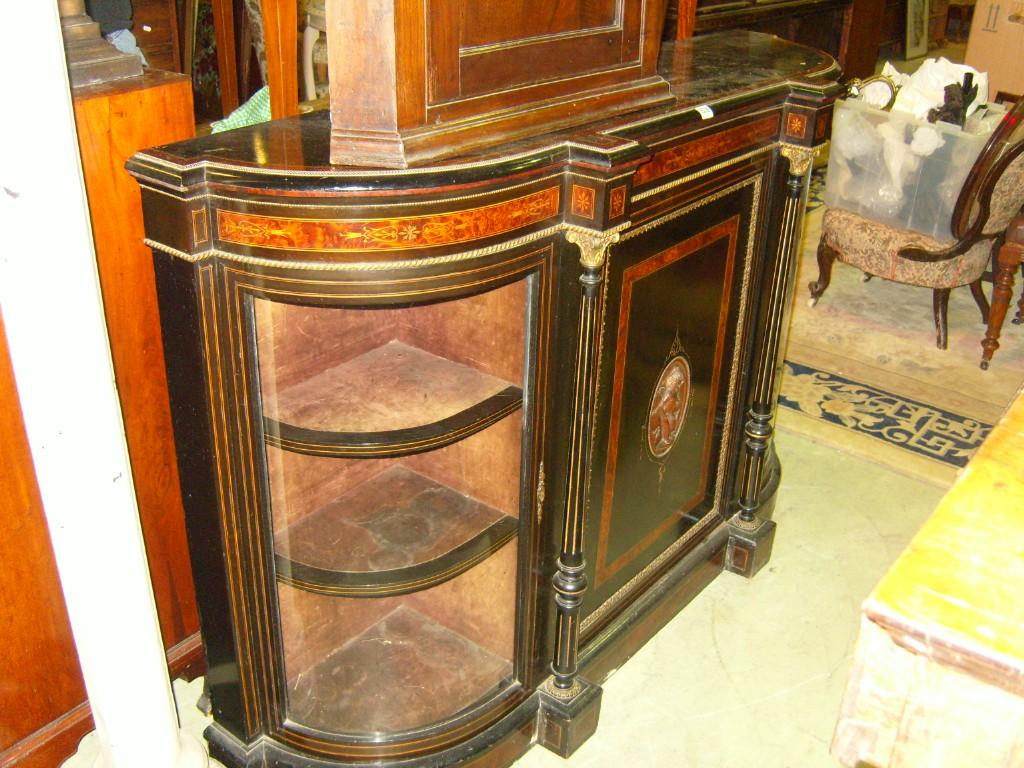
[
  {"xmin": 580, "ymin": 169, "xmax": 766, "ymax": 631},
  {"xmin": 427, "ymin": 0, "xmax": 663, "ymax": 115}
]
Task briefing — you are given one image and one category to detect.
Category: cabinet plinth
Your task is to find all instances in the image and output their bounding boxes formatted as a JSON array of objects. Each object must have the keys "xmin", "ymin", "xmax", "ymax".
[
  {"xmin": 288, "ymin": 605, "xmax": 513, "ymax": 735},
  {"xmin": 130, "ymin": 30, "xmax": 838, "ymax": 768}
]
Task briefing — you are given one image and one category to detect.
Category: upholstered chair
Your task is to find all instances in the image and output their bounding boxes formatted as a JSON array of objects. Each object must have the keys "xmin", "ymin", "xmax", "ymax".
[{"xmin": 809, "ymin": 98, "xmax": 1024, "ymax": 353}]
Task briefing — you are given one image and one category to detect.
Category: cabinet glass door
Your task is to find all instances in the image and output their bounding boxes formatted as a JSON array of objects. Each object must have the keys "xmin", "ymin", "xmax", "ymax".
[{"xmin": 250, "ymin": 279, "xmax": 529, "ymax": 738}]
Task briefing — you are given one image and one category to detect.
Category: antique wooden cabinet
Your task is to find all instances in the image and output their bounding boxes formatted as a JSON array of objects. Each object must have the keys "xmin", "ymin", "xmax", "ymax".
[{"xmin": 129, "ymin": 31, "xmax": 838, "ymax": 768}]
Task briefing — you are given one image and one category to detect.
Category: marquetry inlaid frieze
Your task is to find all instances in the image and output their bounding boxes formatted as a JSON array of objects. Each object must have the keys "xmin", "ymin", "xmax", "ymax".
[
  {"xmin": 633, "ymin": 114, "xmax": 780, "ymax": 186},
  {"xmin": 214, "ymin": 186, "xmax": 561, "ymax": 252}
]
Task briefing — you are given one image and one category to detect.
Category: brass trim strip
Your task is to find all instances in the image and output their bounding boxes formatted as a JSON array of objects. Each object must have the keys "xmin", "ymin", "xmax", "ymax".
[
  {"xmin": 203, "ymin": 173, "xmax": 565, "ymax": 210},
  {"xmin": 582, "ymin": 514, "xmax": 724, "ymax": 633}
]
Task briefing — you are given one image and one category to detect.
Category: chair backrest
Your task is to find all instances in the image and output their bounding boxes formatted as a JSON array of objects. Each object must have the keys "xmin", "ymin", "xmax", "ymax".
[{"xmin": 951, "ymin": 98, "xmax": 1024, "ymax": 243}]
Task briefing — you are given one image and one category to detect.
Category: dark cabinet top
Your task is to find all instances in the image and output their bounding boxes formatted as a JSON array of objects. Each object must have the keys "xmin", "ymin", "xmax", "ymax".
[{"xmin": 128, "ymin": 31, "xmax": 838, "ymax": 192}]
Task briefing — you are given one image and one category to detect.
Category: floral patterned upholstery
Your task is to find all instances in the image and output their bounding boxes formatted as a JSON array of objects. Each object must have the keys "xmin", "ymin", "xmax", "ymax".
[
  {"xmin": 820, "ymin": 208, "xmax": 993, "ymax": 289},
  {"xmin": 982, "ymin": 153, "xmax": 1024, "ymax": 236}
]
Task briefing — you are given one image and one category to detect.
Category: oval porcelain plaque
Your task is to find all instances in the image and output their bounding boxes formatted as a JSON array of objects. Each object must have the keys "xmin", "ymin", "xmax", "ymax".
[{"xmin": 646, "ymin": 355, "xmax": 691, "ymax": 459}]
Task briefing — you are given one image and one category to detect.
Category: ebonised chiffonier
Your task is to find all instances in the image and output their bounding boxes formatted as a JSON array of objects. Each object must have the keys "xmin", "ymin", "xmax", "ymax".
[{"xmin": 128, "ymin": 31, "xmax": 839, "ymax": 768}]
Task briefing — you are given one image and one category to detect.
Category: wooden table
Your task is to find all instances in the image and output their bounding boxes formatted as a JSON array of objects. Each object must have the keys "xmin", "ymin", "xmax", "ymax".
[{"xmin": 833, "ymin": 385, "xmax": 1024, "ymax": 767}]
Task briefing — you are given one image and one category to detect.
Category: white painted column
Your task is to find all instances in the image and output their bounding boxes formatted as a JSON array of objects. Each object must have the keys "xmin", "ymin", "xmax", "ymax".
[{"xmin": 0, "ymin": 4, "xmax": 208, "ymax": 768}]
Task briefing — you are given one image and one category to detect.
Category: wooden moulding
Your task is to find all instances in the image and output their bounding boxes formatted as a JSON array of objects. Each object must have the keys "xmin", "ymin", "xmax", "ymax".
[
  {"xmin": 262, "ymin": 341, "xmax": 523, "ymax": 458},
  {"xmin": 276, "ymin": 541, "xmax": 519, "ymax": 736},
  {"xmin": 325, "ymin": 0, "xmax": 673, "ymax": 167},
  {"xmin": 274, "ymin": 465, "xmax": 518, "ymax": 596}
]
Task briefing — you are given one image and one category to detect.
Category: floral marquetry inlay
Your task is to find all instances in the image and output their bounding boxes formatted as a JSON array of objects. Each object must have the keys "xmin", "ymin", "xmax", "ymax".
[
  {"xmin": 215, "ymin": 187, "xmax": 560, "ymax": 252},
  {"xmin": 609, "ymin": 185, "xmax": 627, "ymax": 219},
  {"xmin": 571, "ymin": 184, "xmax": 596, "ymax": 219},
  {"xmin": 785, "ymin": 112, "xmax": 808, "ymax": 139}
]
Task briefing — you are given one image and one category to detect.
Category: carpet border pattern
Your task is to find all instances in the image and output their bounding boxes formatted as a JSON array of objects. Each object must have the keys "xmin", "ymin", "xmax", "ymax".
[{"xmin": 779, "ymin": 360, "xmax": 992, "ymax": 468}]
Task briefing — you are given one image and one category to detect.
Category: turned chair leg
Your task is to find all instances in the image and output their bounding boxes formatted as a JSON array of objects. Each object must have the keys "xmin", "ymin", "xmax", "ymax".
[
  {"xmin": 933, "ymin": 288, "xmax": 951, "ymax": 349},
  {"xmin": 969, "ymin": 278, "xmax": 990, "ymax": 324},
  {"xmin": 982, "ymin": 229, "xmax": 1024, "ymax": 368},
  {"xmin": 808, "ymin": 240, "xmax": 838, "ymax": 307}
]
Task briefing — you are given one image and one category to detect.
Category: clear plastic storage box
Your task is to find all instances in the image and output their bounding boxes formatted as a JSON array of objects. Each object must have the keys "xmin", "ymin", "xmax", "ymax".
[{"xmin": 824, "ymin": 98, "xmax": 993, "ymax": 240}]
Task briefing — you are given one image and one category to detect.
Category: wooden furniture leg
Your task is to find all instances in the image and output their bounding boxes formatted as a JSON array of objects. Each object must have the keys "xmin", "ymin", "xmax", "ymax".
[
  {"xmin": 261, "ymin": 0, "xmax": 298, "ymax": 118},
  {"xmin": 934, "ymin": 288, "xmax": 951, "ymax": 350},
  {"xmin": 211, "ymin": 0, "xmax": 240, "ymax": 115},
  {"xmin": 808, "ymin": 239, "xmax": 837, "ymax": 305},
  {"xmin": 981, "ymin": 216, "xmax": 1024, "ymax": 369},
  {"xmin": 969, "ymin": 278, "xmax": 990, "ymax": 323}
]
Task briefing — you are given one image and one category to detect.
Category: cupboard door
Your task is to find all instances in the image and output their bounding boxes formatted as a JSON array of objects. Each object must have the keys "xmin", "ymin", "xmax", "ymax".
[
  {"xmin": 581, "ymin": 173, "xmax": 765, "ymax": 629},
  {"xmin": 427, "ymin": 0, "xmax": 651, "ymax": 104}
]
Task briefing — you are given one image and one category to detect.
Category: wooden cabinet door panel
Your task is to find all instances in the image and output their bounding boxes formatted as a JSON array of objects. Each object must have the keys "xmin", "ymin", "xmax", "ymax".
[
  {"xmin": 428, "ymin": 0, "xmax": 645, "ymax": 102},
  {"xmin": 581, "ymin": 170, "xmax": 766, "ymax": 629}
]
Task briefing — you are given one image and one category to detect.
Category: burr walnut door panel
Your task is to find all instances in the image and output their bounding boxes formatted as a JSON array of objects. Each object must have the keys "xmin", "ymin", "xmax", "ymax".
[{"xmin": 581, "ymin": 174, "xmax": 764, "ymax": 629}]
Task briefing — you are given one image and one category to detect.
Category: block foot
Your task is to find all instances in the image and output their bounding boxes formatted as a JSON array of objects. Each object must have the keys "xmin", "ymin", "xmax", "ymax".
[
  {"xmin": 537, "ymin": 677, "xmax": 602, "ymax": 758},
  {"xmin": 726, "ymin": 516, "xmax": 777, "ymax": 578}
]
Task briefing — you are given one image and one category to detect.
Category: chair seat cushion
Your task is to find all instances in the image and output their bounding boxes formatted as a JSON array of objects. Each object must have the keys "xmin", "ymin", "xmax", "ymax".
[{"xmin": 821, "ymin": 208, "xmax": 993, "ymax": 289}]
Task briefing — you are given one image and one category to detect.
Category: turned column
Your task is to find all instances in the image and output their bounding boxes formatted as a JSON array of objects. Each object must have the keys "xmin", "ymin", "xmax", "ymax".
[
  {"xmin": 729, "ymin": 144, "xmax": 815, "ymax": 576},
  {"xmin": 537, "ymin": 224, "xmax": 626, "ymax": 758},
  {"xmin": 548, "ymin": 226, "xmax": 622, "ymax": 694}
]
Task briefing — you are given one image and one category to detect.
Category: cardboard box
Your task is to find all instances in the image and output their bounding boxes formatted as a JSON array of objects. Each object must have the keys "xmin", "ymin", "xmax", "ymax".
[{"xmin": 965, "ymin": 0, "xmax": 1024, "ymax": 100}]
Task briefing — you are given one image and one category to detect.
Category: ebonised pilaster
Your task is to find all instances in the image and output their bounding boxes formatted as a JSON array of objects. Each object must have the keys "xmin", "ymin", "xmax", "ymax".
[{"xmin": 729, "ymin": 145, "xmax": 814, "ymax": 576}]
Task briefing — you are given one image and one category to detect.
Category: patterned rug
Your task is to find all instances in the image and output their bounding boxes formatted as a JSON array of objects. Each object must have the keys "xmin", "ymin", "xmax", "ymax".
[
  {"xmin": 778, "ymin": 194, "xmax": 1024, "ymax": 486},
  {"xmin": 780, "ymin": 360, "xmax": 991, "ymax": 469}
]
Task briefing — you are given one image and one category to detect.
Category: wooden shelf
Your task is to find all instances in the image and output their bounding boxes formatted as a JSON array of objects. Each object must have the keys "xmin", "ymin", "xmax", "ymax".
[
  {"xmin": 263, "ymin": 340, "xmax": 522, "ymax": 457},
  {"xmin": 288, "ymin": 605, "xmax": 512, "ymax": 735},
  {"xmin": 274, "ymin": 467, "xmax": 518, "ymax": 597}
]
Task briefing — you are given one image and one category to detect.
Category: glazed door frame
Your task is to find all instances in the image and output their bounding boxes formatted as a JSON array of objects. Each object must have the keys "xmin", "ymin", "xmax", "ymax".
[{"xmin": 192, "ymin": 243, "xmax": 557, "ymax": 761}]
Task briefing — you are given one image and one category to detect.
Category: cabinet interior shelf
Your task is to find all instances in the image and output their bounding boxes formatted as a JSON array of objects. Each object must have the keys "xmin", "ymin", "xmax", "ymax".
[
  {"xmin": 263, "ymin": 340, "xmax": 523, "ymax": 458},
  {"xmin": 288, "ymin": 605, "xmax": 513, "ymax": 736},
  {"xmin": 274, "ymin": 466, "xmax": 519, "ymax": 597}
]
